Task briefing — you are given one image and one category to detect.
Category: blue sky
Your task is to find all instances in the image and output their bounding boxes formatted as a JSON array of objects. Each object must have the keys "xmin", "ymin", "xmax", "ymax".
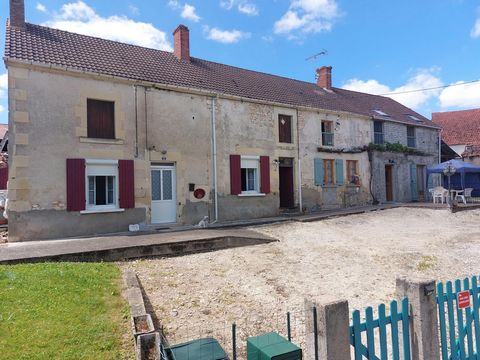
[{"xmin": 1, "ymin": 0, "xmax": 479, "ymax": 124}]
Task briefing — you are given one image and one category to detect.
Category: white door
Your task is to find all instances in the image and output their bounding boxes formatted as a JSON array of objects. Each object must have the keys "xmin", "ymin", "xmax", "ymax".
[{"xmin": 151, "ymin": 165, "xmax": 177, "ymax": 224}]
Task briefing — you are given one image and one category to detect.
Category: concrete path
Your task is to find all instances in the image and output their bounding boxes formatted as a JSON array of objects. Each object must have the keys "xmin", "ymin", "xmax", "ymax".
[
  {"xmin": 0, "ymin": 229, "xmax": 276, "ymax": 264},
  {"xmin": 0, "ymin": 203, "xmax": 446, "ymax": 264}
]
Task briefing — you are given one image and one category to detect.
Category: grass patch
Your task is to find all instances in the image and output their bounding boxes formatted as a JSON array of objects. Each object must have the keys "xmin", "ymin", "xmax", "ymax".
[
  {"xmin": 0, "ymin": 262, "xmax": 133, "ymax": 360},
  {"xmin": 417, "ymin": 255, "xmax": 437, "ymax": 272}
]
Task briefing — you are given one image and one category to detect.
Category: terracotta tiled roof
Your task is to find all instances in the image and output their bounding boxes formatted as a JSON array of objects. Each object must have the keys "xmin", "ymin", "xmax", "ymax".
[
  {"xmin": 5, "ymin": 23, "xmax": 439, "ymax": 128},
  {"xmin": 432, "ymin": 108, "xmax": 480, "ymax": 145},
  {"xmin": 0, "ymin": 125, "xmax": 8, "ymax": 139}
]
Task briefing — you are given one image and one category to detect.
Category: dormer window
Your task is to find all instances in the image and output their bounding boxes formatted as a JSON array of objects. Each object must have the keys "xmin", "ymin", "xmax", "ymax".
[{"xmin": 373, "ymin": 109, "xmax": 389, "ymax": 117}]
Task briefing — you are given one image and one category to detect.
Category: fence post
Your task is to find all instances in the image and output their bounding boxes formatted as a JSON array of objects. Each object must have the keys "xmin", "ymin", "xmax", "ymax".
[
  {"xmin": 304, "ymin": 298, "xmax": 350, "ymax": 360},
  {"xmin": 396, "ymin": 277, "xmax": 440, "ymax": 360}
]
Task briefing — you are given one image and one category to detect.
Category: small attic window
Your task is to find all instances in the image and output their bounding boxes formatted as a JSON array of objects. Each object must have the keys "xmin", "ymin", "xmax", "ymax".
[
  {"xmin": 407, "ymin": 115, "xmax": 421, "ymax": 122},
  {"xmin": 373, "ymin": 109, "xmax": 389, "ymax": 116}
]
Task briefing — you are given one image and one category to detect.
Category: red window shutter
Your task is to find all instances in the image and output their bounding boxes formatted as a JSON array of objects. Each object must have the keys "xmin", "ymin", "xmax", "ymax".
[
  {"xmin": 119, "ymin": 160, "xmax": 135, "ymax": 209},
  {"xmin": 66, "ymin": 159, "xmax": 86, "ymax": 211},
  {"xmin": 230, "ymin": 155, "xmax": 241, "ymax": 195},
  {"xmin": 260, "ymin": 156, "xmax": 270, "ymax": 194}
]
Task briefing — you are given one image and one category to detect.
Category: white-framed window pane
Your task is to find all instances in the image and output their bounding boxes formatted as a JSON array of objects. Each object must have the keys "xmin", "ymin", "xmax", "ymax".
[
  {"xmin": 151, "ymin": 170, "xmax": 161, "ymax": 200},
  {"xmin": 88, "ymin": 175, "xmax": 116, "ymax": 206},
  {"xmin": 107, "ymin": 176, "xmax": 115, "ymax": 204},
  {"xmin": 247, "ymin": 168, "xmax": 256, "ymax": 191},
  {"xmin": 241, "ymin": 168, "xmax": 257, "ymax": 191},
  {"xmin": 88, "ymin": 176, "xmax": 95, "ymax": 205},
  {"xmin": 162, "ymin": 170, "xmax": 173, "ymax": 200}
]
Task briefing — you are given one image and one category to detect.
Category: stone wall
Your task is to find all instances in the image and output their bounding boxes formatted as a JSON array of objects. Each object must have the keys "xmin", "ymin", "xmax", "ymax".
[{"xmin": 299, "ymin": 110, "xmax": 372, "ymax": 211}]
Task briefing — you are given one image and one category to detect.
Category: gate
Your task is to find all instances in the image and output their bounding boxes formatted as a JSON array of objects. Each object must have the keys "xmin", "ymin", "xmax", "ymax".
[
  {"xmin": 437, "ymin": 276, "xmax": 480, "ymax": 360},
  {"xmin": 350, "ymin": 298, "xmax": 411, "ymax": 359}
]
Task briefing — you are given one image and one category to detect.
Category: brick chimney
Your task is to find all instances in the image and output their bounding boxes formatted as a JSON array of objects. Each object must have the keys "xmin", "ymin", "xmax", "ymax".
[
  {"xmin": 316, "ymin": 66, "xmax": 332, "ymax": 89},
  {"xmin": 9, "ymin": 0, "xmax": 25, "ymax": 28},
  {"xmin": 173, "ymin": 25, "xmax": 190, "ymax": 61}
]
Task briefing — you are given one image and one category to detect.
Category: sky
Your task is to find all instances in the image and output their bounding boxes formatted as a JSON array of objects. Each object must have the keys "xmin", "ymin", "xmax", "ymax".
[{"xmin": 0, "ymin": 0, "xmax": 479, "ymax": 124}]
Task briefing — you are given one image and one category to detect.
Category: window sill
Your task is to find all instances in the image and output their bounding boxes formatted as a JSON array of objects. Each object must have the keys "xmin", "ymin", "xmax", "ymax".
[
  {"xmin": 80, "ymin": 208, "xmax": 125, "ymax": 215},
  {"xmin": 238, "ymin": 193, "xmax": 266, "ymax": 197},
  {"xmin": 322, "ymin": 185, "xmax": 337, "ymax": 188},
  {"xmin": 80, "ymin": 137, "xmax": 125, "ymax": 145}
]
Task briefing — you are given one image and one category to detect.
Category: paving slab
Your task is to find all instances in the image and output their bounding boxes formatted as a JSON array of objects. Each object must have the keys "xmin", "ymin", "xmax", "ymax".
[{"xmin": 0, "ymin": 229, "xmax": 276, "ymax": 264}]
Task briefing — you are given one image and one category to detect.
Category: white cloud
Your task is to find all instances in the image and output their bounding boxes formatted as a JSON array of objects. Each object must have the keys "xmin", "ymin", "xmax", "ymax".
[
  {"xmin": 0, "ymin": 73, "xmax": 7, "ymax": 98},
  {"xmin": 169, "ymin": 1, "xmax": 200, "ymax": 22},
  {"xmin": 181, "ymin": 4, "xmax": 200, "ymax": 22},
  {"xmin": 238, "ymin": 3, "xmax": 258, "ymax": 16},
  {"xmin": 58, "ymin": 1, "xmax": 96, "ymax": 20},
  {"xmin": 128, "ymin": 5, "xmax": 140, "ymax": 16},
  {"xmin": 44, "ymin": 1, "xmax": 172, "ymax": 51},
  {"xmin": 36, "ymin": 2, "xmax": 48, "ymax": 13},
  {"xmin": 471, "ymin": 18, "xmax": 480, "ymax": 38},
  {"xmin": 342, "ymin": 69, "xmax": 443, "ymax": 110},
  {"xmin": 439, "ymin": 81, "xmax": 480, "ymax": 108},
  {"xmin": 219, "ymin": 0, "xmax": 235, "ymax": 10},
  {"xmin": 342, "ymin": 79, "xmax": 390, "ymax": 95},
  {"xmin": 220, "ymin": 1, "xmax": 258, "ymax": 16},
  {"xmin": 274, "ymin": 0, "xmax": 339, "ymax": 36},
  {"xmin": 0, "ymin": 105, "xmax": 4, "ymax": 113},
  {"xmin": 168, "ymin": 0, "xmax": 179, "ymax": 8},
  {"xmin": 203, "ymin": 26, "xmax": 251, "ymax": 44}
]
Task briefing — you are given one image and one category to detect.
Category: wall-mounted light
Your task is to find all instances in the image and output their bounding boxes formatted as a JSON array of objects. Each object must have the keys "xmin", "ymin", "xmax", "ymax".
[
  {"xmin": 161, "ymin": 149, "xmax": 167, "ymax": 155},
  {"xmin": 273, "ymin": 159, "xmax": 279, "ymax": 170}
]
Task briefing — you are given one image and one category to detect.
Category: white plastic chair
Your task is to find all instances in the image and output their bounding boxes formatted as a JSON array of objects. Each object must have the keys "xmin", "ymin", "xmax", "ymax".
[
  {"xmin": 456, "ymin": 188, "xmax": 473, "ymax": 205},
  {"xmin": 432, "ymin": 186, "xmax": 448, "ymax": 204}
]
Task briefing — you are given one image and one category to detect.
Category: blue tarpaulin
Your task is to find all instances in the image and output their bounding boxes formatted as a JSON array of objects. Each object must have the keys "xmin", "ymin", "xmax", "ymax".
[{"xmin": 427, "ymin": 159, "xmax": 480, "ymax": 196}]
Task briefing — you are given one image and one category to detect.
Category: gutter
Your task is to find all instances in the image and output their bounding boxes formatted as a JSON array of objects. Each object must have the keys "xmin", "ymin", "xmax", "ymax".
[
  {"xmin": 210, "ymin": 96, "xmax": 219, "ymax": 222},
  {"xmin": 296, "ymin": 108, "xmax": 303, "ymax": 213},
  {"xmin": 438, "ymin": 129, "xmax": 443, "ymax": 163}
]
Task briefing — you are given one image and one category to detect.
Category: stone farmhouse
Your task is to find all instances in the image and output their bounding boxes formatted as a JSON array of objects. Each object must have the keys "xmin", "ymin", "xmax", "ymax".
[{"xmin": 5, "ymin": 0, "xmax": 441, "ymax": 241}]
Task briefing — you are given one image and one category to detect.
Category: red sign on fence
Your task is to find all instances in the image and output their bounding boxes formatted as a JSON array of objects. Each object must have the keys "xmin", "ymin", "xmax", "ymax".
[{"xmin": 457, "ymin": 291, "xmax": 471, "ymax": 309}]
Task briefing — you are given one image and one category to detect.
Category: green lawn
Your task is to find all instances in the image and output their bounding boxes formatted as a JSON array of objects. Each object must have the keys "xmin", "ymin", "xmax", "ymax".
[{"xmin": 0, "ymin": 262, "xmax": 133, "ymax": 360}]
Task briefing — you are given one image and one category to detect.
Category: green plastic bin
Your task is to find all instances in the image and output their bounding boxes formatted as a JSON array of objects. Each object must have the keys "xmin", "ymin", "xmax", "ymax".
[
  {"xmin": 168, "ymin": 337, "xmax": 228, "ymax": 360},
  {"xmin": 247, "ymin": 332, "xmax": 302, "ymax": 360}
]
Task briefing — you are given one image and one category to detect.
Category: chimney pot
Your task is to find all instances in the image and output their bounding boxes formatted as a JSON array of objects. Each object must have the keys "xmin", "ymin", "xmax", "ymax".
[
  {"xmin": 9, "ymin": 0, "xmax": 25, "ymax": 29},
  {"xmin": 316, "ymin": 66, "xmax": 332, "ymax": 89},
  {"xmin": 173, "ymin": 24, "xmax": 190, "ymax": 61}
]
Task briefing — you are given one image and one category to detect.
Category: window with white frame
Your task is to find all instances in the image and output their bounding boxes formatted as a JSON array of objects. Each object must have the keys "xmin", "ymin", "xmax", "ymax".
[
  {"xmin": 86, "ymin": 160, "xmax": 119, "ymax": 210},
  {"xmin": 241, "ymin": 156, "xmax": 260, "ymax": 194}
]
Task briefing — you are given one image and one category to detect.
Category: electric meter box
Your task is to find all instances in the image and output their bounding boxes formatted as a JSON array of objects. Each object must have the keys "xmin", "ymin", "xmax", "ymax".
[{"xmin": 247, "ymin": 332, "xmax": 302, "ymax": 360}]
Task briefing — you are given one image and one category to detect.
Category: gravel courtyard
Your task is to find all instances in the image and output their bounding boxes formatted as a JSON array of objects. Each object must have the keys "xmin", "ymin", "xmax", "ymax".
[{"xmin": 123, "ymin": 207, "xmax": 480, "ymax": 354}]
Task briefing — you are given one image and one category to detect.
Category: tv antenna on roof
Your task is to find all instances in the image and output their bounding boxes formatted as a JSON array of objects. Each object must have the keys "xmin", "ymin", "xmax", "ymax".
[{"xmin": 305, "ymin": 49, "xmax": 328, "ymax": 61}]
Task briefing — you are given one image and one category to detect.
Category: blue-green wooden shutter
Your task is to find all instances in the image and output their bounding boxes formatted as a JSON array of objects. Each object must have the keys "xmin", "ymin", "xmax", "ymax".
[
  {"xmin": 314, "ymin": 158, "xmax": 323, "ymax": 186},
  {"xmin": 410, "ymin": 163, "xmax": 418, "ymax": 201},
  {"xmin": 335, "ymin": 159, "xmax": 344, "ymax": 185}
]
